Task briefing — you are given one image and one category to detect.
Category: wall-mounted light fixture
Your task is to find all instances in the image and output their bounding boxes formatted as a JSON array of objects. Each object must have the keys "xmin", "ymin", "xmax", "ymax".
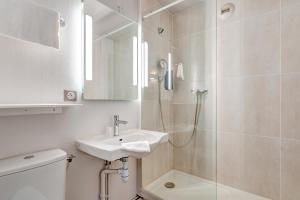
[
  {"xmin": 141, "ymin": 41, "xmax": 149, "ymax": 88},
  {"xmin": 133, "ymin": 36, "xmax": 138, "ymax": 86},
  {"xmin": 144, "ymin": 42, "xmax": 149, "ymax": 87},
  {"xmin": 167, "ymin": 52, "xmax": 173, "ymax": 90},
  {"xmin": 85, "ymin": 15, "xmax": 93, "ymax": 81}
]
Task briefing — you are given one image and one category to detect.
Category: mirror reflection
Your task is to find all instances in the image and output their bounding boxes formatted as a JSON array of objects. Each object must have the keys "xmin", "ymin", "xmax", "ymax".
[{"xmin": 84, "ymin": 0, "xmax": 138, "ymax": 100}]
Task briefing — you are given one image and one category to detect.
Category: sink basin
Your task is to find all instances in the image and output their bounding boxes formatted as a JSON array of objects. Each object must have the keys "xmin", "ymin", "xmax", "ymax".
[{"xmin": 76, "ymin": 129, "xmax": 168, "ymax": 161}]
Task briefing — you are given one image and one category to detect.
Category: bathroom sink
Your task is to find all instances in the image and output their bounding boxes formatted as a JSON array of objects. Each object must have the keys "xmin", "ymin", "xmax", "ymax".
[{"xmin": 76, "ymin": 129, "xmax": 168, "ymax": 161}]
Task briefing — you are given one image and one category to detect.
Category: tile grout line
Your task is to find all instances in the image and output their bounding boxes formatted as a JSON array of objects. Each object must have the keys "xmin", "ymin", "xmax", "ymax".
[{"xmin": 279, "ymin": 0, "xmax": 282, "ymax": 199}]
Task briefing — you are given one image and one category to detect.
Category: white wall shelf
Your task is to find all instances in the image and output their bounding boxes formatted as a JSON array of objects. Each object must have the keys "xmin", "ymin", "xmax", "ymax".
[
  {"xmin": 0, "ymin": 103, "xmax": 82, "ymax": 116},
  {"xmin": 0, "ymin": 103, "xmax": 83, "ymax": 109}
]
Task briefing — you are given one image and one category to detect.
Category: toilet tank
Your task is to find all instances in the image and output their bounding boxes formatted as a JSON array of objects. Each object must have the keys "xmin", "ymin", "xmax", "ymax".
[{"xmin": 0, "ymin": 149, "xmax": 67, "ymax": 200}]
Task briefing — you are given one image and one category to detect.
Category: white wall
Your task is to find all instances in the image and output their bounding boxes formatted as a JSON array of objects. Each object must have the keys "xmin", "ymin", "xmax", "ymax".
[{"xmin": 0, "ymin": 0, "xmax": 140, "ymax": 200}]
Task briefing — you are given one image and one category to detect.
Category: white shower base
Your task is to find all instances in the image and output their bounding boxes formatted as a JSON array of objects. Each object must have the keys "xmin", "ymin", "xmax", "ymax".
[{"xmin": 143, "ymin": 170, "xmax": 270, "ymax": 200}]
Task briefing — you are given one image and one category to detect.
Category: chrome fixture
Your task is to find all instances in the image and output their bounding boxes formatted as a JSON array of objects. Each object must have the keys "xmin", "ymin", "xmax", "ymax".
[
  {"xmin": 60, "ymin": 17, "xmax": 66, "ymax": 27},
  {"xmin": 191, "ymin": 89, "xmax": 208, "ymax": 95},
  {"xmin": 158, "ymin": 59, "xmax": 168, "ymax": 81},
  {"xmin": 113, "ymin": 115, "xmax": 128, "ymax": 136},
  {"xmin": 158, "ymin": 27, "xmax": 165, "ymax": 35},
  {"xmin": 66, "ymin": 154, "xmax": 76, "ymax": 168},
  {"xmin": 220, "ymin": 3, "xmax": 235, "ymax": 20},
  {"xmin": 100, "ymin": 157, "xmax": 129, "ymax": 200},
  {"xmin": 157, "ymin": 58, "xmax": 173, "ymax": 90}
]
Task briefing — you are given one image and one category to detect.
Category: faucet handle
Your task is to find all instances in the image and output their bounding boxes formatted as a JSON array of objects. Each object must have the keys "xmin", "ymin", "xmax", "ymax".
[
  {"xmin": 119, "ymin": 120, "xmax": 128, "ymax": 125},
  {"xmin": 114, "ymin": 115, "xmax": 128, "ymax": 124}
]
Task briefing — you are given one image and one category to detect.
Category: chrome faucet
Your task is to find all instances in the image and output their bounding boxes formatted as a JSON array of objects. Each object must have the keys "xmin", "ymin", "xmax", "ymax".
[{"xmin": 113, "ymin": 115, "xmax": 128, "ymax": 136}]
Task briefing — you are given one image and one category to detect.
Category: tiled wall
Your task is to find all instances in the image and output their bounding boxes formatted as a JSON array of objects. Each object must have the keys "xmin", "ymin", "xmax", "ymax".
[{"xmin": 217, "ymin": 0, "xmax": 300, "ymax": 199}]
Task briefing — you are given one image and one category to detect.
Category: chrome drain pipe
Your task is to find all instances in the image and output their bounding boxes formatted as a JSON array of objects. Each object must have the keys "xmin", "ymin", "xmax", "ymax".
[{"xmin": 99, "ymin": 158, "xmax": 129, "ymax": 200}]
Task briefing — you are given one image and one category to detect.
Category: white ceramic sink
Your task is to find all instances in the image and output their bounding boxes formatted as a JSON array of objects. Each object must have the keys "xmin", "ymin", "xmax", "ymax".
[{"xmin": 76, "ymin": 129, "xmax": 168, "ymax": 161}]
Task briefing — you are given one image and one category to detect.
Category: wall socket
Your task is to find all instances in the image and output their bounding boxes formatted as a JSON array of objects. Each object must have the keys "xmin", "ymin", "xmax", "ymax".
[{"xmin": 64, "ymin": 90, "xmax": 77, "ymax": 102}]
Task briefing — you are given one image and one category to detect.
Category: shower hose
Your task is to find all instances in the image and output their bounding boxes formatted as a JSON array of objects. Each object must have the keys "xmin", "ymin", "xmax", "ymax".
[{"xmin": 158, "ymin": 80, "xmax": 203, "ymax": 148}]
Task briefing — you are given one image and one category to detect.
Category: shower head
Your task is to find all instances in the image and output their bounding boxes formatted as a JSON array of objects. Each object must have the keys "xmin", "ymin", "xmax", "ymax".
[
  {"xmin": 157, "ymin": 58, "xmax": 173, "ymax": 90},
  {"xmin": 158, "ymin": 27, "xmax": 165, "ymax": 34},
  {"xmin": 158, "ymin": 59, "xmax": 167, "ymax": 69},
  {"xmin": 157, "ymin": 59, "xmax": 168, "ymax": 81}
]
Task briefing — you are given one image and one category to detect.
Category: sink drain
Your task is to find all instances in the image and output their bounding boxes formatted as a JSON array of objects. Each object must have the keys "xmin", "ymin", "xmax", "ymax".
[{"xmin": 164, "ymin": 182, "xmax": 175, "ymax": 189}]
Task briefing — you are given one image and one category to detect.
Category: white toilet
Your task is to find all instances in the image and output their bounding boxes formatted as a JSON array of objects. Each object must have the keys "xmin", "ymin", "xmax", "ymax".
[{"xmin": 0, "ymin": 149, "xmax": 67, "ymax": 200}]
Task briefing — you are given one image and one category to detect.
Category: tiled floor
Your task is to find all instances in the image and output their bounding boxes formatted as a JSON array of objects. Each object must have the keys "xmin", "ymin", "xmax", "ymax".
[{"xmin": 144, "ymin": 170, "xmax": 270, "ymax": 200}]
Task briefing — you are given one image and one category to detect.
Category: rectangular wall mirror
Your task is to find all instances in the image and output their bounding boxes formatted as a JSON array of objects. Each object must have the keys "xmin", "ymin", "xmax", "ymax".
[{"xmin": 83, "ymin": 0, "xmax": 138, "ymax": 100}]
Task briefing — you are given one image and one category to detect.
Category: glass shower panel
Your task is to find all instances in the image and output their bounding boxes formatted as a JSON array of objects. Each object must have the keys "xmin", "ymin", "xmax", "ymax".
[
  {"xmin": 140, "ymin": 0, "xmax": 217, "ymax": 199},
  {"xmin": 217, "ymin": 1, "xmax": 284, "ymax": 200}
]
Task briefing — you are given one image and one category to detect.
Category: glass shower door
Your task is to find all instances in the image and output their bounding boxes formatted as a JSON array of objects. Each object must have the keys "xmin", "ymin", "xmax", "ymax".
[{"xmin": 140, "ymin": 0, "xmax": 217, "ymax": 199}]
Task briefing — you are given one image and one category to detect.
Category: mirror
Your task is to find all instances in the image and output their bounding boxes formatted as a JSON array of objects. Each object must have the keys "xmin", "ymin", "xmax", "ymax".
[
  {"xmin": 0, "ymin": 0, "xmax": 61, "ymax": 49},
  {"xmin": 83, "ymin": 0, "xmax": 138, "ymax": 100}
]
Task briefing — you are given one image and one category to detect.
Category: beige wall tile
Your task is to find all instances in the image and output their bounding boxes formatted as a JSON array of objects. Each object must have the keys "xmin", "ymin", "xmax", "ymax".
[
  {"xmin": 174, "ymin": 30, "xmax": 215, "ymax": 81},
  {"xmin": 173, "ymin": 131, "xmax": 195, "ymax": 172},
  {"xmin": 282, "ymin": 4, "xmax": 300, "ymax": 73},
  {"xmin": 141, "ymin": 100, "xmax": 160, "ymax": 131},
  {"xmin": 141, "ymin": 99, "xmax": 173, "ymax": 132},
  {"xmin": 173, "ymin": 103, "xmax": 197, "ymax": 129},
  {"xmin": 174, "ymin": 131, "xmax": 216, "ymax": 181},
  {"xmin": 173, "ymin": 2, "xmax": 206, "ymax": 39},
  {"xmin": 173, "ymin": 81, "xmax": 204, "ymax": 104},
  {"xmin": 195, "ymin": 131, "xmax": 217, "ymax": 181},
  {"xmin": 240, "ymin": 135, "xmax": 280, "ymax": 200},
  {"xmin": 242, "ymin": 0, "xmax": 280, "ymax": 18},
  {"xmin": 218, "ymin": 21, "xmax": 241, "ymax": 77},
  {"xmin": 281, "ymin": 139, "xmax": 300, "ymax": 200},
  {"xmin": 282, "ymin": 74, "xmax": 300, "ymax": 140},
  {"xmin": 142, "ymin": 142, "xmax": 173, "ymax": 186},
  {"xmin": 173, "ymin": 33, "xmax": 206, "ymax": 81},
  {"xmin": 142, "ymin": 81, "xmax": 158, "ymax": 101},
  {"xmin": 241, "ymin": 76, "xmax": 280, "ymax": 137},
  {"xmin": 220, "ymin": 77, "xmax": 242, "ymax": 133},
  {"xmin": 202, "ymin": 79, "xmax": 217, "ymax": 132},
  {"xmin": 217, "ymin": 133, "xmax": 242, "ymax": 188},
  {"xmin": 241, "ymin": 11, "xmax": 280, "ymax": 76},
  {"xmin": 282, "ymin": 0, "xmax": 300, "ymax": 8}
]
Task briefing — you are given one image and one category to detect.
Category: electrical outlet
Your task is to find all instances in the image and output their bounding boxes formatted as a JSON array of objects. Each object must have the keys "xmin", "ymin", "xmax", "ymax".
[{"xmin": 64, "ymin": 90, "xmax": 77, "ymax": 102}]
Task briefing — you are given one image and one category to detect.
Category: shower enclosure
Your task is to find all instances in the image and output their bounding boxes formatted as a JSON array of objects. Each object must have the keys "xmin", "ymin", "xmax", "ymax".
[
  {"xmin": 140, "ymin": 0, "xmax": 297, "ymax": 200},
  {"xmin": 140, "ymin": 0, "xmax": 218, "ymax": 199}
]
